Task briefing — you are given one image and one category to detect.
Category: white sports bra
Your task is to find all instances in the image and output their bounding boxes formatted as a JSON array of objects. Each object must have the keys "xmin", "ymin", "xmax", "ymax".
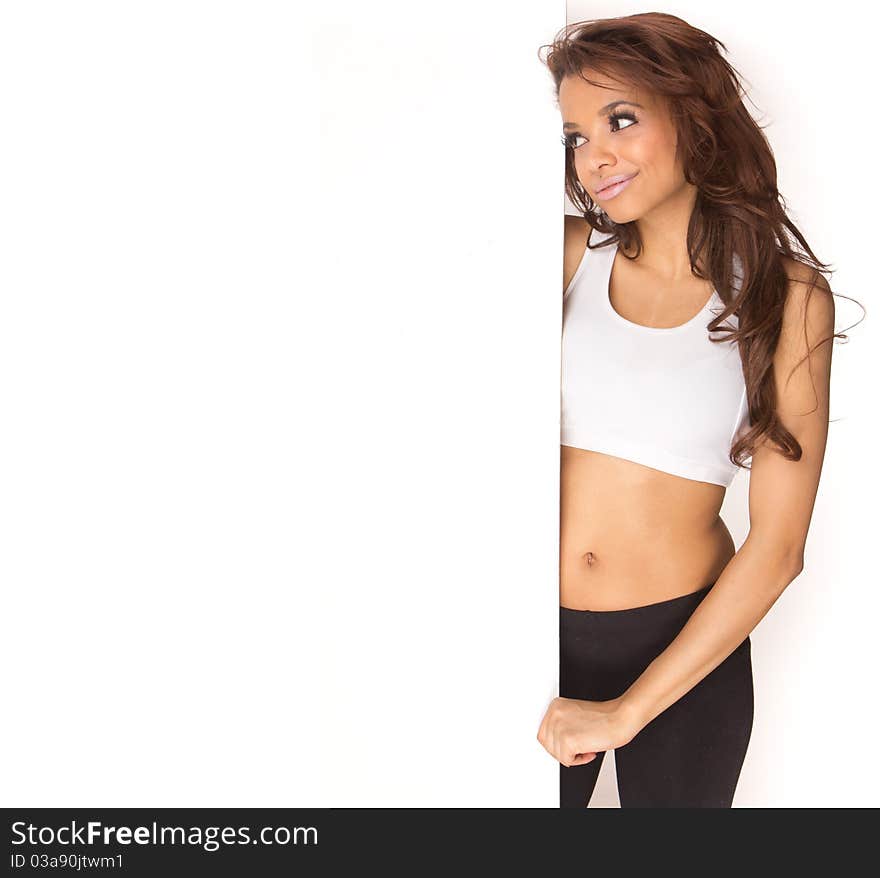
[{"xmin": 561, "ymin": 226, "xmax": 751, "ymax": 487}]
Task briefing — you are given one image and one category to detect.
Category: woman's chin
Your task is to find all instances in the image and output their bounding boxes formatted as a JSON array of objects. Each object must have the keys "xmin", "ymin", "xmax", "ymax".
[{"xmin": 601, "ymin": 207, "xmax": 639, "ymax": 224}]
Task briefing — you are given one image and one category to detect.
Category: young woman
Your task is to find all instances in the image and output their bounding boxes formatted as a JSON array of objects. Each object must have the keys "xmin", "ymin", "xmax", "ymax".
[{"xmin": 535, "ymin": 13, "xmax": 857, "ymax": 807}]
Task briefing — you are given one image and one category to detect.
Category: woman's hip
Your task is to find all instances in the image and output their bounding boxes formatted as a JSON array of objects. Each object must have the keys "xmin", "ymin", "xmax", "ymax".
[{"xmin": 559, "ymin": 582, "xmax": 751, "ymax": 701}]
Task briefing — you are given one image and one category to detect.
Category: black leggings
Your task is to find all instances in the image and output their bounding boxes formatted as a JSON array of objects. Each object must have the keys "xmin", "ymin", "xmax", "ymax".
[{"xmin": 559, "ymin": 582, "xmax": 753, "ymax": 808}]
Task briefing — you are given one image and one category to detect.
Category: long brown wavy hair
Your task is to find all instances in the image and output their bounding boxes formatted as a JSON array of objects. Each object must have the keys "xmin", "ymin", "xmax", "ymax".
[{"xmin": 539, "ymin": 12, "xmax": 864, "ymax": 471}]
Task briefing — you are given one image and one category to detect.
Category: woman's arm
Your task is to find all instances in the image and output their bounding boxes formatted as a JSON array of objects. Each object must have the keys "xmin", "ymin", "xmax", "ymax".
[
  {"xmin": 618, "ymin": 263, "xmax": 836, "ymax": 735},
  {"xmin": 538, "ymin": 263, "xmax": 836, "ymax": 766}
]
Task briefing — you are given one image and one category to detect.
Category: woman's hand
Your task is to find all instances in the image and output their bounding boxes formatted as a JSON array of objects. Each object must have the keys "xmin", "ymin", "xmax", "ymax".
[{"xmin": 536, "ymin": 696, "xmax": 642, "ymax": 767}]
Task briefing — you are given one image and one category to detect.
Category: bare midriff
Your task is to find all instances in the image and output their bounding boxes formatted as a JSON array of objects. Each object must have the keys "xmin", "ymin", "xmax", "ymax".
[{"xmin": 560, "ymin": 444, "xmax": 736, "ymax": 611}]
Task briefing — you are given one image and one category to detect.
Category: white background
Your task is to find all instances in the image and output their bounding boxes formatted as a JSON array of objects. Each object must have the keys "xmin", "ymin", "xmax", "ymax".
[{"xmin": 1, "ymin": 1, "xmax": 875, "ymax": 808}]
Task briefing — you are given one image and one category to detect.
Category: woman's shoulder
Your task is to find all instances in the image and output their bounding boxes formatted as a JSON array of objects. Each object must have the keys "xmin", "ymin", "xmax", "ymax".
[
  {"xmin": 563, "ymin": 215, "xmax": 591, "ymax": 295},
  {"xmin": 564, "ymin": 213, "xmax": 590, "ymax": 251}
]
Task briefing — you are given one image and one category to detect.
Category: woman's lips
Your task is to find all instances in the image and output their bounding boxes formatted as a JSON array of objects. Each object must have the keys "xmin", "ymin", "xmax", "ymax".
[{"xmin": 595, "ymin": 173, "xmax": 637, "ymax": 201}]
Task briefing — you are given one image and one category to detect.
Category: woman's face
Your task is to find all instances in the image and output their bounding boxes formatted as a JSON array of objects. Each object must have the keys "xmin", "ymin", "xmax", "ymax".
[{"xmin": 558, "ymin": 70, "xmax": 689, "ymax": 224}]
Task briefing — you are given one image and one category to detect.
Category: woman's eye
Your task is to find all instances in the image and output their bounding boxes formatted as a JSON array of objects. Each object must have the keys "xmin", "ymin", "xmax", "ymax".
[
  {"xmin": 612, "ymin": 112, "xmax": 638, "ymax": 132},
  {"xmin": 561, "ymin": 113, "xmax": 638, "ymax": 150}
]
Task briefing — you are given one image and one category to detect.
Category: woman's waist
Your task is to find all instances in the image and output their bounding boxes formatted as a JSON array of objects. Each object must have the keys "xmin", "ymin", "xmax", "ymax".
[
  {"xmin": 561, "ymin": 509, "xmax": 732, "ymax": 558},
  {"xmin": 559, "ymin": 516, "xmax": 736, "ymax": 610}
]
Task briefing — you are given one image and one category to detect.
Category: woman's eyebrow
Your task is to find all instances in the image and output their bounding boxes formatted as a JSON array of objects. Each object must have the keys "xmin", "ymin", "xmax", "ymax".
[{"xmin": 562, "ymin": 100, "xmax": 644, "ymax": 129}]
